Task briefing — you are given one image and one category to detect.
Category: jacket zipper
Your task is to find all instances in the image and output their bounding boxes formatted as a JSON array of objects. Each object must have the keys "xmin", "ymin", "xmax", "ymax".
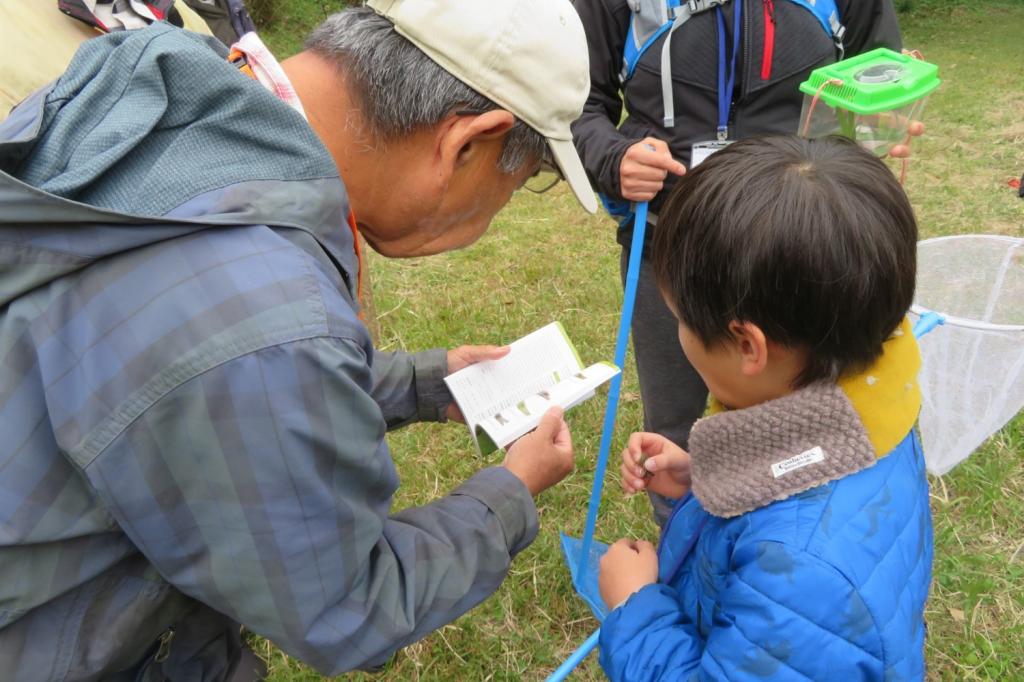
[
  {"xmin": 734, "ymin": 0, "xmax": 751, "ymax": 132},
  {"xmin": 729, "ymin": 0, "xmax": 753, "ymax": 136},
  {"xmin": 761, "ymin": 0, "xmax": 776, "ymax": 81}
]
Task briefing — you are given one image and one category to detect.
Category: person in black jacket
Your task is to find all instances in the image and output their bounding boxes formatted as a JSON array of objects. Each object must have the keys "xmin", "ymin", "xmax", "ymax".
[{"xmin": 571, "ymin": 0, "xmax": 902, "ymax": 523}]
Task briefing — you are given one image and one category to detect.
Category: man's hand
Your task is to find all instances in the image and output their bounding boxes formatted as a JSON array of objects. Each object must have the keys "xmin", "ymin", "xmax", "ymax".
[
  {"xmin": 445, "ymin": 344, "xmax": 510, "ymax": 422},
  {"xmin": 599, "ymin": 538, "xmax": 659, "ymax": 610},
  {"xmin": 503, "ymin": 407, "xmax": 574, "ymax": 497},
  {"xmin": 619, "ymin": 137, "xmax": 686, "ymax": 202},
  {"xmin": 620, "ymin": 432, "xmax": 692, "ymax": 499}
]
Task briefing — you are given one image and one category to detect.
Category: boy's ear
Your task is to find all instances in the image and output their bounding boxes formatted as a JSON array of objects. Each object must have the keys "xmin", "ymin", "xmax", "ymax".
[{"xmin": 728, "ymin": 320, "xmax": 769, "ymax": 377}]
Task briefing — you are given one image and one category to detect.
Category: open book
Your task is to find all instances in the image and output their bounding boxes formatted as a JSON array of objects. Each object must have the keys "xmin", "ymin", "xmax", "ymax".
[{"xmin": 444, "ymin": 322, "xmax": 620, "ymax": 455}]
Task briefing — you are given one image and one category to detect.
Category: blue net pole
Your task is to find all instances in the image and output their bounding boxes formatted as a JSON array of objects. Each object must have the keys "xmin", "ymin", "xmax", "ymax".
[
  {"xmin": 575, "ymin": 202, "xmax": 649, "ymax": 579},
  {"xmin": 546, "ymin": 628, "xmax": 601, "ymax": 682}
]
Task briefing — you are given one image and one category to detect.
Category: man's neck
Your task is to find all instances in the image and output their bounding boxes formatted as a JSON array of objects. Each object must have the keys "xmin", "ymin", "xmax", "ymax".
[
  {"xmin": 281, "ymin": 51, "xmax": 369, "ymax": 180},
  {"xmin": 285, "ymin": 52, "xmax": 396, "ymax": 214},
  {"xmin": 280, "ymin": 51, "xmax": 433, "ymax": 245}
]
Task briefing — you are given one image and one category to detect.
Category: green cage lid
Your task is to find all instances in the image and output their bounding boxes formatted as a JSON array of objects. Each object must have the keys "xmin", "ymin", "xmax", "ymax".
[{"xmin": 798, "ymin": 48, "xmax": 940, "ymax": 115}]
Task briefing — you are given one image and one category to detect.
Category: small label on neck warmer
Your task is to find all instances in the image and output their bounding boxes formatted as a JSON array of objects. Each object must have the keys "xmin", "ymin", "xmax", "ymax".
[{"xmin": 771, "ymin": 446, "xmax": 826, "ymax": 478}]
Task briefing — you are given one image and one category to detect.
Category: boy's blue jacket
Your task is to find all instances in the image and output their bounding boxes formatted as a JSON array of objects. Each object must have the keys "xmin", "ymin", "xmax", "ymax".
[{"xmin": 600, "ymin": 322, "xmax": 933, "ymax": 681}]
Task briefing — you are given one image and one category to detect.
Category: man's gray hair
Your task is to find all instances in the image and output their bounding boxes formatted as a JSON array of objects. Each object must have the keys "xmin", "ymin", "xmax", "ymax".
[{"xmin": 306, "ymin": 7, "xmax": 547, "ymax": 174}]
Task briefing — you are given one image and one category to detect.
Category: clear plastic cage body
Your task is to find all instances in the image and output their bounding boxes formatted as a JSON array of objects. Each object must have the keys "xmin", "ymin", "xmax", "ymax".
[{"xmin": 799, "ymin": 48, "xmax": 939, "ymax": 157}]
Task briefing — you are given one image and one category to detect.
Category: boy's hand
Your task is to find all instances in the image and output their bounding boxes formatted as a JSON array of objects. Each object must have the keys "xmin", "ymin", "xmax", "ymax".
[
  {"xmin": 445, "ymin": 344, "xmax": 511, "ymax": 422},
  {"xmin": 619, "ymin": 137, "xmax": 686, "ymax": 202},
  {"xmin": 503, "ymin": 407, "xmax": 574, "ymax": 496},
  {"xmin": 599, "ymin": 538, "xmax": 659, "ymax": 609},
  {"xmin": 620, "ymin": 432, "xmax": 692, "ymax": 499}
]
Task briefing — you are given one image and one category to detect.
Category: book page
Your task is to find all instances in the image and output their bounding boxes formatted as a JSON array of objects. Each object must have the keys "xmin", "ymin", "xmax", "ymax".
[
  {"xmin": 474, "ymin": 362, "xmax": 621, "ymax": 451},
  {"xmin": 444, "ymin": 322, "xmax": 583, "ymax": 428}
]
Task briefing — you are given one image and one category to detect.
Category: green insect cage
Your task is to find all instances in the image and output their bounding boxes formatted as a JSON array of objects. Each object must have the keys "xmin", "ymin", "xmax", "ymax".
[{"xmin": 798, "ymin": 48, "xmax": 940, "ymax": 157}]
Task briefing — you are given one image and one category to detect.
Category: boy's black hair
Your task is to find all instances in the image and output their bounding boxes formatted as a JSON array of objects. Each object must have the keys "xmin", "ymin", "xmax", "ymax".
[{"xmin": 653, "ymin": 135, "xmax": 918, "ymax": 387}]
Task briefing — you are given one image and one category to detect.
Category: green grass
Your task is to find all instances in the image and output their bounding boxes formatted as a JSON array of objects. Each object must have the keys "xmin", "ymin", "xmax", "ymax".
[{"xmin": 258, "ymin": 4, "xmax": 1024, "ymax": 679}]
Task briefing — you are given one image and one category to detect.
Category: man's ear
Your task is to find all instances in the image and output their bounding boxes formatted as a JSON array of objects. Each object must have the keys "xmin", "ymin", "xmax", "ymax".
[
  {"xmin": 435, "ymin": 110, "xmax": 516, "ymax": 184},
  {"xmin": 728, "ymin": 320, "xmax": 769, "ymax": 377}
]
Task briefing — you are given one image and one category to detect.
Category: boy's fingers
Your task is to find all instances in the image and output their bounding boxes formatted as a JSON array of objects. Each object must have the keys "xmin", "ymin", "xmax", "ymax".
[
  {"xmin": 628, "ymin": 432, "xmax": 656, "ymax": 455},
  {"xmin": 620, "ymin": 462, "xmax": 635, "ymax": 490},
  {"xmin": 625, "ymin": 435, "xmax": 645, "ymax": 465},
  {"xmin": 644, "ymin": 443, "xmax": 689, "ymax": 473},
  {"xmin": 620, "ymin": 438, "xmax": 646, "ymax": 475},
  {"xmin": 611, "ymin": 538, "xmax": 633, "ymax": 552},
  {"xmin": 620, "ymin": 470, "xmax": 644, "ymax": 494},
  {"xmin": 644, "ymin": 452, "xmax": 674, "ymax": 473},
  {"xmin": 638, "ymin": 432, "xmax": 667, "ymax": 454}
]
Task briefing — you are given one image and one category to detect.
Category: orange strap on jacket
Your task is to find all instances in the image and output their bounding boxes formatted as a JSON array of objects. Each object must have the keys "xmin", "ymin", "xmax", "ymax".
[
  {"xmin": 345, "ymin": 209, "xmax": 365, "ymax": 304},
  {"xmin": 226, "ymin": 47, "xmax": 256, "ymax": 81}
]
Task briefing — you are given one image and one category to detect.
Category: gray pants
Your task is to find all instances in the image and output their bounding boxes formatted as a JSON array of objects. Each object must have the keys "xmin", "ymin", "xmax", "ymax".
[{"xmin": 620, "ymin": 248, "xmax": 709, "ymax": 526}]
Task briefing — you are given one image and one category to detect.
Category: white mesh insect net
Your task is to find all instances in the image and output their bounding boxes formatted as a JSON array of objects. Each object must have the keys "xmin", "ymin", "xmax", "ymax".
[{"xmin": 909, "ymin": 235, "xmax": 1024, "ymax": 475}]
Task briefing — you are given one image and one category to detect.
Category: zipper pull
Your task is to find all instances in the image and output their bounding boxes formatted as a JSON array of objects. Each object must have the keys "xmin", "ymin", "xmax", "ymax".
[
  {"xmin": 763, "ymin": 0, "xmax": 775, "ymax": 22},
  {"xmin": 154, "ymin": 628, "xmax": 175, "ymax": 663}
]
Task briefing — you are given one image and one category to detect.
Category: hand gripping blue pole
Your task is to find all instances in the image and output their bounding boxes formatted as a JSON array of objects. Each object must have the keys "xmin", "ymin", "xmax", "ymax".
[
  {"xmin": 546, "ymin": 629, "xmax": 601, "ymax": 682},
  {"xmin": 575, "ymin": 202, "xmax": 649, "ymax": 580}
]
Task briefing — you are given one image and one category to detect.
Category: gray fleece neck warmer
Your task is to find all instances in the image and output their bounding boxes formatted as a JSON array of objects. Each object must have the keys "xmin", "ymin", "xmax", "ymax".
[{"xmin": 689, "ymin": 381, "xmax": 877, "ymax": 518}]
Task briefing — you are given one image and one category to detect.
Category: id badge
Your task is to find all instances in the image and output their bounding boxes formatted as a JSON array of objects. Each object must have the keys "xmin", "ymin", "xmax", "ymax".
[{"xmin": 690, "ymin": 140, "xmax": 733, "ymax": 168}]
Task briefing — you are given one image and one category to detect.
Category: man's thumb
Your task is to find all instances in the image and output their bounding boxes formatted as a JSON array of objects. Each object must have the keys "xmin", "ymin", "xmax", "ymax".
[
  {"xmin": 472, "ymin": 345, "xmax": 511, "ymax": 361},
  {"xmin": 536, "ymin": 406, "xmax": 565, "ymax": 438}
]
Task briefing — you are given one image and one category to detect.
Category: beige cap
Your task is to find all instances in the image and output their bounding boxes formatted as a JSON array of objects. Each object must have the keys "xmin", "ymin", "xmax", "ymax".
[{"xmin": 366, "ymin": 0, "xmax": 597, "ymax": 213}]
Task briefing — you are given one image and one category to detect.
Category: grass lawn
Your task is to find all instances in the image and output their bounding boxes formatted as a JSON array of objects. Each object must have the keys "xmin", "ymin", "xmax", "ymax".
[{"xmin": 258, "ymin": 3, "xmax": 1024, "ymax": 679}]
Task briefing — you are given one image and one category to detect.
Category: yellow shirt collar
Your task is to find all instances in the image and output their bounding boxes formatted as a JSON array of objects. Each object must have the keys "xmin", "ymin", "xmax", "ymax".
[{"xmin": 708, "ymin": 318, "xmax": 920, "ymax": 459}]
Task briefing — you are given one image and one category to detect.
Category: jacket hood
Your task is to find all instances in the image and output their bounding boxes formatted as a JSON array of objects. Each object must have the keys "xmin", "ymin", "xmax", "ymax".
[{"xmin": 0, "ymin": 24, "xmax": 357, "ymax": 307}]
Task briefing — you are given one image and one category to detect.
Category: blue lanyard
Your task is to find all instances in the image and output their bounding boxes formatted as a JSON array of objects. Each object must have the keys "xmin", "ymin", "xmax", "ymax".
[{"xmin": 715, "ymin": 1, "xmax": 742, "ymax": 140}]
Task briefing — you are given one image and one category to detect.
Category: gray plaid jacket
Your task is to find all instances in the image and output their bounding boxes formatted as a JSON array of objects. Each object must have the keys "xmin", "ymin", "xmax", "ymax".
[{"xmin": 0, "ymin": 25, "xmax": 537, "ymax": 680}]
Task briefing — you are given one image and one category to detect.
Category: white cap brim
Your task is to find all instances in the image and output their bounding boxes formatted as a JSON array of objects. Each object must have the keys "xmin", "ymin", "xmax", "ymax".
[{"xmin": 548, "ymin": 138, "xmax": 598, "ymax": 214}]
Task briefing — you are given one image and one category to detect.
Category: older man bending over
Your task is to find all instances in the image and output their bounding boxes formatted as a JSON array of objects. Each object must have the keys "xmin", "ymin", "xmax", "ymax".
[{"xmin": 0, "ymin": 1, "xmax": 596, "ymax": 679}]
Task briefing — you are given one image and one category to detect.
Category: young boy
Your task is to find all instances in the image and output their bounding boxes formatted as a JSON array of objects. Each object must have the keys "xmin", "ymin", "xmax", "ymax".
[{"xmin": 598, "ymin": 135, "xmax": 932, "ymax": 681}]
